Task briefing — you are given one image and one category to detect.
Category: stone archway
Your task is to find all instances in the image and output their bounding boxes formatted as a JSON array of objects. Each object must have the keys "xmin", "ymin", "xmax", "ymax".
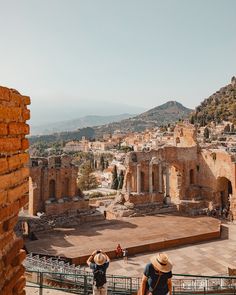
[
  {"xmin": 169, "ymin": 165, "xmax": 182, "ymax": 204},
  {"xmin": 216, "ymin": 177, "xmax": 232, "ymax": 210},
  {"xmin": 49, "ymin": 179, "xmax": 56, "ymax": 199},
  {"xmin": 141, "ymin": 171, "xmax": 145, "ymax": 192},
  {"xmin": 62, "ymin": 177, "xmax": 70, "ymax": 197}
]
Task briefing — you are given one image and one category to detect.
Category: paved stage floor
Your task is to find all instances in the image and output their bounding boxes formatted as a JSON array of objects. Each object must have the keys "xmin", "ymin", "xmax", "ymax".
[
  {"xmin": 100, "ymin": 223, "xmax": 236, "ymax": 277},
  {"xmin": 26, "ymin": 215, "xmax": 220, "ymax": 262}
]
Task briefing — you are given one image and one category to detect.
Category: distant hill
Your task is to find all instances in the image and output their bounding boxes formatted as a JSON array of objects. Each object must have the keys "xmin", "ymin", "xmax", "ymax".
[
  {"xmin": 191, "ymin": 76, "xmax": 236, "ymax": 126},
  {"xmin": 29, "ymin": 101, "xmax": 192, "ymax": 144},
  {"xmin": 94, "ymin": 101, "xmax": 192, "ymax": 137},
  {"xmin": 31, "ymin": 113, "xmax": 135, "ymax": 135}
]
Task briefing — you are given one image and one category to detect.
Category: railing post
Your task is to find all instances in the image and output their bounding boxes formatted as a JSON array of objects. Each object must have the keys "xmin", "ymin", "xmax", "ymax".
[
  {"xmin": 173, "ymin": 285, "xmax": 175, "ymax": 295},
  {"xmin": 203, "ymin": 286, "xmax": 206, "ymax": 295},
  {"xmin": 39, "ymin": 272, "xmax": 43, "ymax": 295},
  {"xmin": 84, "ymin": 274, "xmax": 87, "ymax": 295}
]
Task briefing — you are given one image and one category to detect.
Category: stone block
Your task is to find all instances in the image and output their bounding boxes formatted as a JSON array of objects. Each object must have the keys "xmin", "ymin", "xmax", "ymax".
[
  {"xmin": 21, "ymin": 138, "xmax": 29, "ymax": 150},
  {"xmin": 0, "ymin": 138, "xmax": 21, "ymax": 152},
  {"xmin": 0, "ymin": 106, "xmax": 22, "ymax": 122},
  {"xmin": 0, "ymin": 86, "xmax": 10, "ymax": 101},
  {"xmin": 0, "ymin": 157, "xmax": 8, "ymax": 174},
  {"xmin": 8, "ymin": 122, "xmax": 29, "ymax": 135},
  {"xmin": 0, "ymin": 123, "xmax": 8, "ymax": 135},
  {"xmin": 8, "ymin": 181, "xmax": 29, "ymax": 203},
  {"xmin": 22, "ymin": 109, "xmax": 30, "ymax": 121}
]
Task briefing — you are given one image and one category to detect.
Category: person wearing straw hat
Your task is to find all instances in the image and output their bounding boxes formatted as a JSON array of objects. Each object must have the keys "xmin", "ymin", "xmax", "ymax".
[
  {"xmin": 87, "ymin": 250, "xmax": 110, "ymax": 295},
  {"xmin": 139, "ymin": 253, "xmax": 173, "ymax": 295}
]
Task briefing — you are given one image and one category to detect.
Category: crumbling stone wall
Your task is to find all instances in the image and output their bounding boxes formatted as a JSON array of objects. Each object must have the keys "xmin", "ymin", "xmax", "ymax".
[
  {"xmin": 120, "ymin": 124, "xmax": 236, "ymax": 218},
  {"xmin": 29, "ymin": 155, "xmax": 88, "ymax": 216},
  {"xmin": 0, "ymin": 86, "xmax": 30, "ymax": 294}
]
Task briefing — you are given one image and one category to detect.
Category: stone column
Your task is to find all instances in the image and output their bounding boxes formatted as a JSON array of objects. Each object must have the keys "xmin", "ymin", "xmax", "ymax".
[
  {"xmin": 127, "ymin": 179, "xmax": 131, "ymax": 194},
  {"xmin": 165, "ymin": 165, "xmax": 170, "ymax": 196},
  {"xmin": 159, "ymin": 164, "xmax": 163, "ymax": 193},
  {"xmin": 137, "ymin": 164, "xmax": 141, "ymax": 194},
  {"xmin": 149, "ymin": 163, "xmax": 153, "ymax": 194}
]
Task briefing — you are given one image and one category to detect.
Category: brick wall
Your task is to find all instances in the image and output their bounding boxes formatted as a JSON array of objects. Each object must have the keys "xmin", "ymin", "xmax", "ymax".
[{"xmin": 0, "ymin": 87, "xmax": 30, "ymax": 295}]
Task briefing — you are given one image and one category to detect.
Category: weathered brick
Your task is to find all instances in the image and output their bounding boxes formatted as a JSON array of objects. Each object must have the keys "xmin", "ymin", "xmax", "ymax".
[
  {"xmin": 19, "ymin": 153, "xmax": 29, "ymax": 165},
  {"xmin": 0, "ymin": 157, "xmax": 8, "ymax": 174},
  {"xmin": 0, "ymin": 174, "xmax": 11, "ymax": 190},
  {"xmin": 3, "ymin": 215, "xmax": 18, "ymax": 232},
  {"xmin": 8, "ymin": 155, "xmax": 21, "ymax": 170},
  {"xmin": 19, "ymin": 194, "xmax": 29, "ymax": 208},
  {"xmin": 0, "ymin": 123, "xmax": 8, "ymax": 135},
  {"xmin": 0, "ymin": 201, "xmax": 19, "ymax": 221},
  {"xmin": 11, "ymin": 249, "xmax": 26, "ymax": 267},
  {"xmin": 0, "ymin": 86, "xmax": 30, "ymax": 294},
  {"xmin": 2, "ymin": 265, "xmax": 25, "ymax": 294},
  {"xmin": 8, "ymin": 182, "xmax": 29, "ymax": 203},
  {"xmin": 22, "ymin": 109, "xmax": 30, "ymax": 121},
  {"xmin": 22, "ymin": 96, "xmax": 30, "ymax": 105},
  {"xmin": 0, "ymin": 232, "xmax": 14, "ymax": 250},
  {"xmin": 0, "ymin": 106, "xmax": 22, "ymax": 122},
  {"xmin": 0, "ymin": 190, "xmax": 7, "ymax": 204},
  {"xmin": 8, "ymin": 123, "xmax": 29, "ymax": 135},
  {"xmin": 21, "ymin": 138, "xmax": 29, "ymax": 150},
  {"xmin": 2, "ymin": 238, "xmax": 24, "ymax": 266},
  {"xmin": 0, "ymin": 168, "xmax": 28, "ymax": 191},
  {"xmin": 10, "ymin": 92, "xmax": 23, "ymax": 106},
  {"xmin": 13, "ymin": 276, "xmax": 26, "ymax": 293},
  {"xmin": 0, "ymin": 138, "xmax": 21, "ymax": 152},
  {"xmin": 0, "ymin": 86, "xmax": 10, "ymax": 101},
  {"xmin": 11, "ymin": 167, "xmax": 29, "ymax": 186}
]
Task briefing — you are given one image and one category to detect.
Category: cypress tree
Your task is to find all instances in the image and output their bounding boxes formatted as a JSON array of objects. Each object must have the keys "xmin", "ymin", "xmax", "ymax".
[{"xmin": 111, "ymin": 165, "xmax": 119, "ymax": 190}]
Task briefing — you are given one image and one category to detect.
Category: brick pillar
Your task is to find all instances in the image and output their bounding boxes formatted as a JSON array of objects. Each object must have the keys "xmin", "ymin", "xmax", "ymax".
[
  {"xmin": 0, "ymin": 87, "xmax": 30, "ymax": 294},
  {"xmin": 137, "ymin": 164, "xmax": 141, "ymax": 194},
  {"xmin": 149, "ymin": 163, "xmax": 153, "ymax": 193},
  {"xmin": 159, "ymin": 164, "xmax": 163, "ymax": 193}
]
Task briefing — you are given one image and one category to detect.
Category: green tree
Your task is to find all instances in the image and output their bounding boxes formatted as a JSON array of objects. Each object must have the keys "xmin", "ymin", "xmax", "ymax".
[
  {"xmin": 203, "ymin": 127, "xmax": 210, "ymax": 139},
  {"xmin": 111, "ymin": 165, "xmax": 119, "ymax": 190},
  {"xmin": 190, "ymin": 115, "xmax": 194, "ymax": 124},
  {"xmin": 118, "ymin": 170, "xmax": 124, "ymax": 190},
  {"xmin": 78, "ymin": 164, "xmax": 98, "ymax": 191}
]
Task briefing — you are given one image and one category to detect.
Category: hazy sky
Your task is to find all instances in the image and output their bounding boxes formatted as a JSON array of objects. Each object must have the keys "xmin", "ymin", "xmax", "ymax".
[{"xmin": 0, "ymin": 0, "xmax": 236, "ymax": 124}]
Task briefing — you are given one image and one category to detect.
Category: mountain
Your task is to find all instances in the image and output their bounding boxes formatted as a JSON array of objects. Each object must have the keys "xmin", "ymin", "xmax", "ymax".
[
  {"xmin": 29, "ymin": 101, "xmax": 192, "ymax": 144},
  {"xmin": 138, "ymin": 101, "xmax": 192, "ymax": 123},
  {"xmin": 94, "ymin": 101, "xmax": 192, "ymax": 137},
  {"xmin": 31, "ymin": 113, "xmax": 135, "ymax": 135},
  {"xmin": 191, "ymin": 76, "xmax": 236, "ymax": 126}
]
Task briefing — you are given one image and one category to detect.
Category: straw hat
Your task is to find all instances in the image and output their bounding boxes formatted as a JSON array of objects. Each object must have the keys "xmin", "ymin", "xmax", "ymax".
[
  {"xmin": 94, "ymin": 253, "xmax": 107, "ymax": 265},
  {"xmin": 150, "ymin": 253, "xmax": 172, "ymax": 273}
]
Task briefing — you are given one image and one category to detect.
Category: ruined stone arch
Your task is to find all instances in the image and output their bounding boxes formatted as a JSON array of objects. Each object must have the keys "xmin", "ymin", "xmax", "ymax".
[
  {"xmin": 189, "ymin": 169, "xmax": 195, "ymax": 184},
  {"xmin": 49, "ymin": 179, "xmax": 56, "ymax": 199},
  {"xmin": 125, "ymin": 172, "xmax": 132, "ymax": 193},
  {"xmin": 216, "ymin": 177, "xmax": 232, "ymax": 210},
  {"xmin": 62, "ymin": 177, "xmax": 70, "ymax": 197},
  {"xmin": 168, "ymin": 164, "xmax": 183, "ymax": 203},
  {"xmin": 141, "ymin": 171, "xmax": 145, "ymax": 192}
]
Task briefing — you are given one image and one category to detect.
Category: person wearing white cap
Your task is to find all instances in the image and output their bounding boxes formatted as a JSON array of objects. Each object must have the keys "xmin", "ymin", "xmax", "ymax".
[
  {"xmin": 87, "ymin": 250, "xmax": 110, "ymax": 295},
  {"xmin": 139, "ymin": 252, "xmax": 173, "ymax": 295}
]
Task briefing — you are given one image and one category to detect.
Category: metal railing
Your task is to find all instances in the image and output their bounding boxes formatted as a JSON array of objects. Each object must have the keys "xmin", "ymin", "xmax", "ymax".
[{"xmin": 25, "ymin": 269, "xmax": 236, "ymax": 295}]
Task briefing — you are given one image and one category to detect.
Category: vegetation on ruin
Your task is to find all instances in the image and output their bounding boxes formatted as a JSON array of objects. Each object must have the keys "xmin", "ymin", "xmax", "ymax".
[{"xmin": 78, "ymin": 163, "xmax": 99, "ymax": 190}]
